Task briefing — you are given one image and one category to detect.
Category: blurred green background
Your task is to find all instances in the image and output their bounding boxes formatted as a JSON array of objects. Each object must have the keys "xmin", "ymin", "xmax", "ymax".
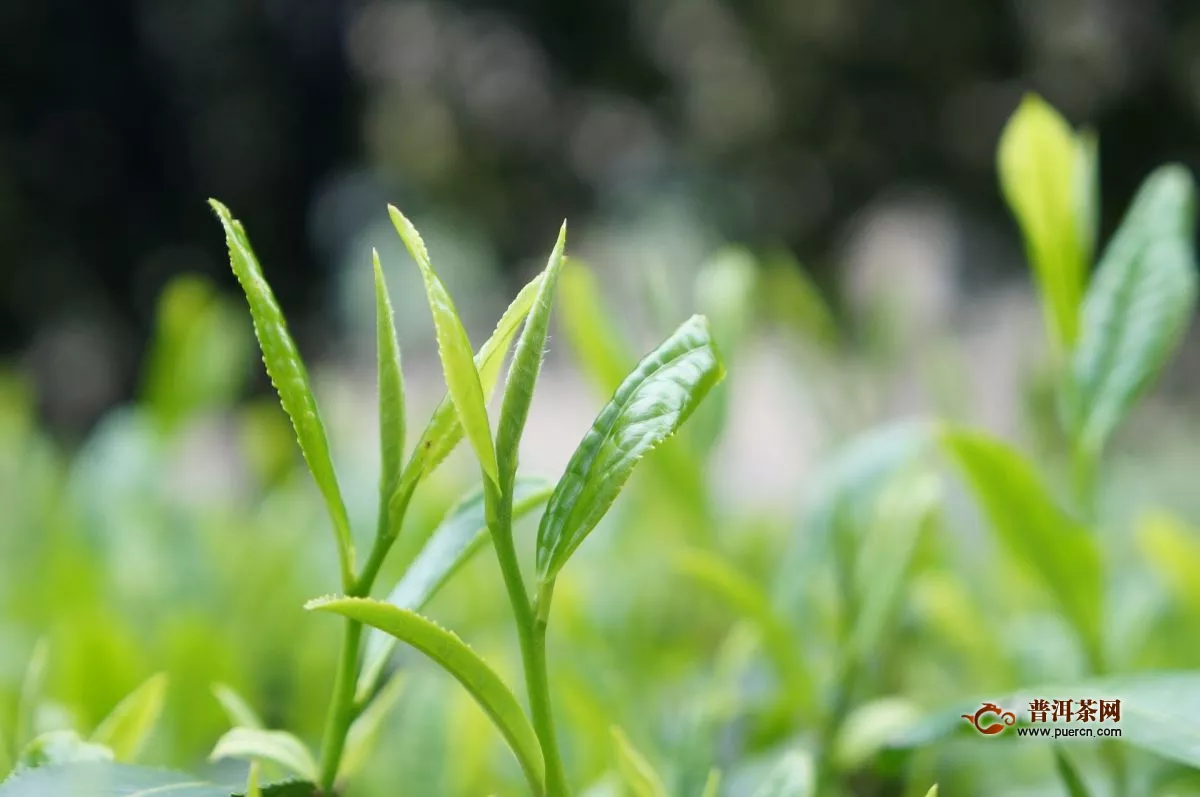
[{"xmin": 3, "ymin": 1, "xmax": 1200, "ymax": 795}]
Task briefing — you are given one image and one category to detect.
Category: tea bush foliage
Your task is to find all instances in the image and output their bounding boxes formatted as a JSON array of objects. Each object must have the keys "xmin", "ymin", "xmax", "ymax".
[{"xmin": 2, "ymin": 95, "xmax": 1199, "ymax": 797}]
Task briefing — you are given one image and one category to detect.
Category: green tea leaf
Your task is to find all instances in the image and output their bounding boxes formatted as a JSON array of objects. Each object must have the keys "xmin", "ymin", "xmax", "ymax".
[
  {"xmin": 672, "ymin": 548, "xmax": 811, "ymax": 716},
  {"xmin": 209, "ymin": 200, "xmax": 355, "ymax": 584},
  {"xmin": 403, "ymin": 270, "xmax": 545, "ymax": 487},
  {"xmin": 997, "ymin": 94, "xmax": 1089, "ymax": 350},
  {"xmin": 211, "ymin": 684, "xmax": 266, "ymax": 731},
  {"xmin": 0, "ymin": 762, "xmax": 314, "ymax": 797},
  {"xmin": 557, "ymin": 260, "xmax": 638, "ymax": 396},
  {"xmin": 357, "ymin": 476, "xmax": 554, "ymax": 701},
  {"xmin": 91, "ymin": 672, "xmax": 167, "ymax": 762},
  {"xmin": 923, "ymin": 787, "xmax": 938, "ymax": 797},
  {"xmin": 16, "ymin": 731, "xmax": 112, "ymax": 771},
  {"xmin": 1068, "ymin": 165, "xmax": 1197, "ymax": 458},
  {"xmin": 940, "ymin": 426, "xmax": 1103, "ymax": 660},
  {"xmin": 496, "ymin": 222, "xmax": 567, "ymax": 492},
  {"xmin": 210, "ymin": 728, "xmax": 318, "ymax": 782},
  {"xmin": 700, "ymin": 768, "xmax": 722, "ymax": 797},
  {"xmin": 1054, "ymin": 748, "xmax": 1091, "ymax": 797},
  {"xmin": 307, "ymin": 597, "xmax": 544, "ymax": 794},
  {"xmin": 751, "ymin": 749, "xmax": 814, "ymax": 797},
  {"xmin": 341, "ymin": 673, "xmax": 406, "ymax": 779},
  {"xmin": 536, "ymin": 315, "xmax": 725, "ymax": 583},
  {"xmin": 390, "ymin": 205, "xmax": 498, "ymax": 486},
  {"xmin": 373, "ymin": 249, "xmax": 407, "ymax": 532},
  {"xmin": 610, "ymin": 726, "xmax": 668, "ymax": 797},
  {"xmin": 1074, "ymin": 130, "xmax": 1100, "ymax": 268}
]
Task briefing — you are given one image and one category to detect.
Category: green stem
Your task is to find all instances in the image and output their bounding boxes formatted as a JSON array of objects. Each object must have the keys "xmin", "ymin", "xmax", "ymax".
[
  {"xmin": 485, "ymin": 479, "xmax": 570, "ymax": 796},
  {"xmin": 316, "ymin": 484, "xmax": 415, "ymax": 794},
  {"xmin": 317, "ymin": 619, "xmax": 363, "ymax": 794}
]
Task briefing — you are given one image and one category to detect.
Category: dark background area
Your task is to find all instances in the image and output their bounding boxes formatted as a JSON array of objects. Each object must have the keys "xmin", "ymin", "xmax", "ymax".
[{"xmin": 2, "ymin": 0, "xmax": 1199, "ymax": 434}]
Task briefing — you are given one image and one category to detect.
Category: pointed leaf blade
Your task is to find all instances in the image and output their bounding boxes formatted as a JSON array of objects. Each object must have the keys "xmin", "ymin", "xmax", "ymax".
[
  {"xmin": 536, "ymin": 315, "xmax": 725, "ymax": 582},
  {"xmin": 307, "ymin": 597, "xmax": 545, "ymax": 794},
  {"xmin": 210, "ymin": 728, "xmax": 318, "ymax": 782},
  {"xmin": 997, "ymin": 94, "xmax": 1088, "ymax": 349},
  {"xmin": 1054, "ymin": 748, "xmax": 1091, "ymax": 797},
  {"xmin": 403, "ymin": 271, "xmax": 545, "ymax": 487},
  {"xmin": 358, "ymin": 476, "xmax": 554, "ymax": 700},
  {"xmin": 496, "ymin": 222, "xmax": 567, "ymax": 489},
  {"xmin": 1069, "ymin": 164, "xmax": 1197, "ymax": 457},
  {"xmin": 373, "ymin": 250, "xmax": 406, "ymax": 521},
  {"xmin": 556, "ymin": 260, "xmax": 638, "ymax": 396},
  {"xmin": 90, "ymin": 673, "xmax": 168, "ymax": 762},
  {"xmin": 390, "ymin": 206, "xmax": 497, "ymax": 485},
  {"xmin": 211, "ymin": 684, "xmax": 266, "ymax": 731},
  {"xmin": 209, "ymin": 200, "xmax": 354, "ymax": 582},
  {"xmin": 610, "ymin": 727, "xmax": 668, "ymax": 797}
]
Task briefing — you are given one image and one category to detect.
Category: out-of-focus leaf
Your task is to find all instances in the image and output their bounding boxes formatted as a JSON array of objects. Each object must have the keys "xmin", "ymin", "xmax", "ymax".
[
  {"xmin": 405, "ymin": 274, "xmax": 543, "ymax": 490},
  {"xmin": 940, "ymin": 427, "xmax": 1103, "ymax": 658},
  {"xmin": 691, "ymin": 246, "xmax": 758, "ymax": 454},
  {"xmin": 16, "ymin": 731, "xmax": 112, "ymax": 771},
  {"xmin": 759, "ymin": 251, "xmax": 838, "ymax": 347},
  {"xmin": 373, "ymin": 249, "xmax": 406, "ymax": 534},
  {"xmin": 751, "ymin": 749, "xmax": 814, "ymax": 797},
  {"xmin": 496, "ymin": 222, "xmax": 567, "ymax": 491},
  {"xmin": 209, "ymin": 199, "xmax": 355, "ymax": 585},
  {"xmin": 557, "ymin": 260, "xmax": 638, "ymax": 396},
  {"xmin": 997, "ymin": 94, "xmax": 1089, "ymax": 350},
  {"xmin": 1054, "ymin": 748, "xmax": 1091, "ymax": 797},
  {"xmin": 0, "ymin": 763, "xmax": 314, "ymax": 796},
  {"xmin": 536, "ymin": 315, "xmax": 725, "ymax": 583},
  {"xmin": 90, "ymin": 673, "xmax": 167, "ymax": 762},
  {"xmin": 15, "ymin": 639, "xmax": 48, "ymax": 751},
  {"xmin": 211, "ymin": 684, "xmax": 266, "ymax": 731},
  {"xmin": 340, "ymin": 673, "xmax": 406, "ymax": 779},
  {"xmin": 701, "ymin": 768, "xmax": 722, "ymax": 797},
  {"xmin": 610, "ymin": 726, "xmax": 668, "ymax": 797},
  {"xmin": 849, "ymin": 471, "xmax": 941, "ymax": 664},
  {"xmin": 390, "ymin": 205, "xmax": 498, "ymax": 486},
  {"xmin": 923, "ymin": 787, "xmax": 938, "ymax": 797},
  {"xmin": 1074, "ymin": 130, "xmax": 1099, "ymax": 268},
  {"xmin": 1067, "ymin": 164, "xmax": 1197, "ymax": 458},
  {"xmin": 141, "ymin": 274, "xmax": 252, "ymax": 432},
  {"xmin": 357, "ymin": 477, "xmax": 554, "ymax": 701},
  {"xmin": 672, "ymin": 548, "xmax": 811, "ymax": 716},
  {"xmin": 833, "ymin": 698, "xmax": 923, "ymax": 770},
  {"xmin": 1137, "ymin": 512, "xmax": 1200, "ymax": 615},
  {"xmin": 307, "ymin": 597, "xmax": 544, "ymax": 794},
  {"xmin": 210, "ymin": 728, "xmax": 318, "ymax": 782}
]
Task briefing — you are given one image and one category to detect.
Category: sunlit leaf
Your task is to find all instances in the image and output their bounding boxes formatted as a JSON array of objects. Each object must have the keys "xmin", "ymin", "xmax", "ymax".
[
  {"xmin": 997, "ymin": 94, "xmax": 1089, "ymax": 350},
  {"xmin": 357, "ymin": 477, "xmax": 554, "ymax": 701},
  {"xmin": 751, "ymin": 749, "xmax": 814, "ymax": 797},
  {"xmin": 610, "ymin": 726, "xmax": 668, "ymax": 797},
  {"xmin": 536, "ymin": 315, "xmax": 725, "ymax": 583},
  {"xmin": 1054, "ymin": 748, "xmax": 1091, "ymax": 797},
  {"xmin": 390, "ymin": 205, "xmax": 498, "ymax": 486},
  {"xmin": 403, "ymin": 269, "xmax": 544, "ymax": 487},
  {"xmin": 496, "ymin": 222, "xmax": 567, "ymax": 492},
  {"xmin": 15, "ymin": 731, "xmax": 112, "ymax": 771},
  {"xmin": 307, "ymin": 597, "xmax": 544, "ymax": 794},
  {"xmin": 833, "ymin": 698, "xmax": 923, "ymax": 770},
  {"xmin": 924, "ymin": 787, "xmax": 938, "ymax": 797},
  {"xmin": 209, "ymin": 199, "xmax": 355, "ymax": 584},
  {"xmin": 1067, "ymin": 164, "xmax": 1197, "ymax": 458},
  {"xmin": 90, "ymin": 673, "xmax": 167, "ymax": 762},
  {"xmin": 340, "ymin": 673, "xmax": 406, "ymax": 780},
  {"xmin": 373, "ymin": 249, "xmax": 406, "ymax": 534},
  {"xmin": 211, "ymin": 684, "xmax": 266, "ymax": 731},
  {"xmin": 210, "ymin": 728, "xmax": 318, "ymax": 782}
]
